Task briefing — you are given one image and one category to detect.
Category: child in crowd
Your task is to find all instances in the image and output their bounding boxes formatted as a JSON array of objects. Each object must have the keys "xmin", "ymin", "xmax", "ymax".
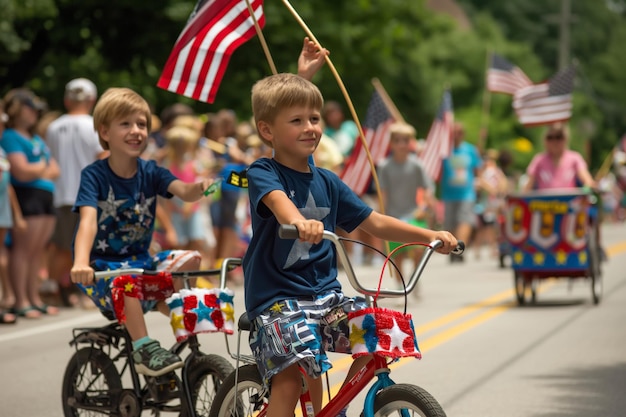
[
  {"xmin": 243, "ymin": 43, "xmax": 458, "ymax": 417},
  {"xmin": 70, "ymin": 88, "xmax": 215, "ymax": 376},
  {"xmin": 377, "ymin": 122, "xmax": 434, "ymax": 286}
]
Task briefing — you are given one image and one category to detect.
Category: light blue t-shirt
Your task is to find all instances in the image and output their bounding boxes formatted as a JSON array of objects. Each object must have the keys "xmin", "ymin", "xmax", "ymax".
[
  {"xmin": 0, "ymin": 128, "xmax": 54, "ymax": 192},
  {"xmin": 440, "ymin": 142, "xmax": 482, "ymax": 202}
]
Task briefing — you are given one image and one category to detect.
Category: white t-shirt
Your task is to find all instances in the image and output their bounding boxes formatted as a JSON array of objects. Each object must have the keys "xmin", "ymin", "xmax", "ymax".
[{"xmin": 46, "ymin": 114, "xmax": 103, "ymax": 207}]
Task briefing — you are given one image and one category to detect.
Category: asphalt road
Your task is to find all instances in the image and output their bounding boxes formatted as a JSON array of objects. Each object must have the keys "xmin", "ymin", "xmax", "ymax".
[{"xmin": 1, "ymin": 222, "xmax": 625, "ymax": 417}]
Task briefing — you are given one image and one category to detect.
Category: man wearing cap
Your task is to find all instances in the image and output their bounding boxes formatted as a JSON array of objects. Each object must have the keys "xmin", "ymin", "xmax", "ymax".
[{"xmin": 46, "ymin": 78, "xmax": 107, "ymax": 307}]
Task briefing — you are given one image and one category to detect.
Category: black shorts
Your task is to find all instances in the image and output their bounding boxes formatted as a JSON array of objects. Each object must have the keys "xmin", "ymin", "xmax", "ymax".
[{"xmin": 13, "ymin": 187, "xmax": 55, "ymax": 216}]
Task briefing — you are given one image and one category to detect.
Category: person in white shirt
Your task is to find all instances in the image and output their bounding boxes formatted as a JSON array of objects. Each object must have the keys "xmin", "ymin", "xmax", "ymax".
[{"xmin": 46, "ymin": 78, "xmax": 107, "ymax": 307}]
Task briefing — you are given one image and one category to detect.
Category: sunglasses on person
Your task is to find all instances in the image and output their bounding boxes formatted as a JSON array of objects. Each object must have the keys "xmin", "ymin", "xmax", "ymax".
[{"xmin": 546, "ymin": 132, "xmax": 564, "ymax": 141}]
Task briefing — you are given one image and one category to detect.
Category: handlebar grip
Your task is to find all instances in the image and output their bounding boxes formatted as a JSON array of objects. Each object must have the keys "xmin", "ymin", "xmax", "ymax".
[
  {"xmin": 452, "ymin": 241, "xmax": 465, "ymax": 255},
  {"xmin": 278, "ymin": 224, "xmax": 300, "ymax": 239}
]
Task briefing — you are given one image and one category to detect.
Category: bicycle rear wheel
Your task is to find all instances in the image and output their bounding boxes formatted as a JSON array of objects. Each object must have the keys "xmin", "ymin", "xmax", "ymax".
[
  {"xmin": 181, "ymin": 353, "xmax": 236, "ymax": 417},
  {"xmin": 61, "ymin": 347, "xmax": 123, "ymax": 417},
  {"xmin": 372, "ymin": 383, "xmax": 446, "ymax": 417},
  {"xmin": 208, "ymin": 364, "xmax": 267, "ymax": 417}
]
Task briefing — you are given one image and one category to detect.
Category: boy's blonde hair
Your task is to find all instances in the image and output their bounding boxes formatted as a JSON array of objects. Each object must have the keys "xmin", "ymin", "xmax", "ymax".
[
  {"xmin": 389, "ymin": 122, "xmax": 416, "ymax": 139},
  {"xmin": 92, "ymin": 87, "xmax": 152, "ymax": 150},
  {"xmin": 251, "ymin": 73, "xmax": 323, "ymax": 147}
]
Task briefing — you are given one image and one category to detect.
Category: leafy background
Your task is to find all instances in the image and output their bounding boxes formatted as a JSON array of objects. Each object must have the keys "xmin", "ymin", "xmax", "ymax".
[{"xmin": 1, "ymin": 0, "xmax": 624, "ymax": 174}]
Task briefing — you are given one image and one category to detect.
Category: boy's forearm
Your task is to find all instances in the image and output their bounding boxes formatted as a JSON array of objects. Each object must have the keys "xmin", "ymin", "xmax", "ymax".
[{"xmin": 73, "ymin": 221, "xmax": 97, "ymax": 266}]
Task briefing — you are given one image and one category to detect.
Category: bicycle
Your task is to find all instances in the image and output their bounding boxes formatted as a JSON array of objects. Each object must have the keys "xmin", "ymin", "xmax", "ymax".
[
  {"xmin": 61, "ymin": 257, "xmax": 242, "ymax": 417},
  {"xmin": 209, "ymin": 225, "xmax": 464, "ymax": 417}
]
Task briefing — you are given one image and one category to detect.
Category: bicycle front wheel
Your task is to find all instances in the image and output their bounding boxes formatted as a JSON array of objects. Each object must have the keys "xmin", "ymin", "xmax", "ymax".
[
  {"xmin": 373, "ymin": 383, "xmax": 447, "ymax": 417},
  {"xmin": 181, "ymin": 353, "xmax": 236, "ymax": 417},
  {"xmin": 208, "ymin": 364, "xmax": 268, "ymax": 417},
  {"xmin": 61, "ymin": 347, "xmax": 123, "ymax": 417}
]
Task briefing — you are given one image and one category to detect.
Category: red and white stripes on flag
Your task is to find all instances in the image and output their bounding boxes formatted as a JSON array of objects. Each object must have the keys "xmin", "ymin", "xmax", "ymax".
[
  {"xmin": 340, "ymin": 90, "xmax": 394, "ymax": 196},
  {"xmin": 157, "ymin": 0, "xmax": 265, "ymax": 104},
  {"xmin": 420, "ymin": 90, "xmax": 454, "ymax": 182},
  {"xmin": 486, "ymin": 53, "xmax": 533, "ymax": 95},
  {"xmin": 513, "ymin": 66, "xmax": 575, "ymax": 127}
]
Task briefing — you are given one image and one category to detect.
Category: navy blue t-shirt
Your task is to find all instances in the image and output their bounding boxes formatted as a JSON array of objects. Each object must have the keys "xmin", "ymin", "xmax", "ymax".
[
  {"xmin": 243, "ymin": 158, "xmax": 373, "ymax": 319},
  {"xmin": 73, "ymin": 158, "xmax": 177, "ymax": 262}
]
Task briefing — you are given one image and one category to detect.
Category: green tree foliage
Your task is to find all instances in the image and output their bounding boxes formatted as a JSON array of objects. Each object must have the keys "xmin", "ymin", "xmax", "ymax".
[{"xmin": 0, "ymin": 0, "xmax": 623, "ymax": 173}]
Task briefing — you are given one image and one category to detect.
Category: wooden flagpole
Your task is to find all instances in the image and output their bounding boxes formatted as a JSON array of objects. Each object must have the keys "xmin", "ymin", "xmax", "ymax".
[
  {"xmin": 279, "ymin": 0, "xmax": 387, "ymax": 215},
  {"xmin": 371, "ymin": 78, "xmax": 405, "ymax": 123},
  {"xmin": 245, "ymin": 0, "xmax": 278, "ymax": 75},
  {"xmin": 478, "ymin": 49, "xmax": 492, "ymax": 153}
]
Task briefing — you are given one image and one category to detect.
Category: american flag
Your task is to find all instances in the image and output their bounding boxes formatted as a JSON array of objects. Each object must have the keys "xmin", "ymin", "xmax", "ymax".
[
  {"xmin": 157, "ymin": 0, "xmax": 265, "ymax": 104},
  {"xmin": 513, "ymin": 66, "xmax": 575, "ymax": 127},
  {"xmin": 420, "ymin": 90, "xmax": 454, "ymax": 182},
  {"xmin": 486, "ymin": 53, "xmax": 533, "ymax": 95},
  {"xmin": 340, "ymin": 90, "xmax": 394, "ymax": 196}
]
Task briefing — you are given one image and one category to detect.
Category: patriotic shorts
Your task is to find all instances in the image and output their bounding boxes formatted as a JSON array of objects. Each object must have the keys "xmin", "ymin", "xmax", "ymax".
[
  {"xmin": 79, "ymin": 250, "xmax": 201, "ymax": 320},
  {"xmin": 249, "ymin": 291, "xmax": 368, "ymax": 386}
]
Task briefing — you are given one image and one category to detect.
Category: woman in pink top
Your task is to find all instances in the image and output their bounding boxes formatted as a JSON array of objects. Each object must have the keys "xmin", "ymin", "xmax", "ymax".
[{"xmin": 524, "ymin": 123, "xmax": 595, "ymax": 191}]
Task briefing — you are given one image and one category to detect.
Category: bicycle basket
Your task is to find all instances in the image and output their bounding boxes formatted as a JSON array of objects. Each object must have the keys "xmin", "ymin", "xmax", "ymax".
[
  {"xmin": 166, "ymin": 288, "xmax": 235, "ymax": 342},
  {"xmin": 348, "ymin": 307, "xmax": 421, "ymax": 359}
]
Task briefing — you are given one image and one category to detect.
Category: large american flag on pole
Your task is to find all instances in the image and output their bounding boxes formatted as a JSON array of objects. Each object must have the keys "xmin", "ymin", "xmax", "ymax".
[
  {"xmin": 340, "ymin": 90, "xmax": 394, "ymax": 196},
  {"xmin": 513, "ymin": 65, "xmax": 575, "ymax": 127},
  {"xmin": 486, "ymin": 53, "xmax": 533, "ymax": 95},
  {"xmin": 420, "ymin": 90, "xmax": 454, "ymax": 182},
  {"xmin": 157, "ymin": 0, "xmax": 265, "ymax": 103}
]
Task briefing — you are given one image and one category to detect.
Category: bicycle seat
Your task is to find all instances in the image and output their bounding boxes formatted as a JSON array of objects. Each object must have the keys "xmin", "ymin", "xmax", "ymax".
[{"xmin": 238, "ymin": 312, "xmax": 251, "ymax": 331}]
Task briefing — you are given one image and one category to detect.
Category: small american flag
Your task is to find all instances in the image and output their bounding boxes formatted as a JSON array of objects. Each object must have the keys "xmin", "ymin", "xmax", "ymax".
[
  {"xmin": 420, "ymin": 90, "xmax": 454, "ymax": 182},
  {"xmin": 157, "ymin": 0, "xmax": 265, "ymax": 104},
  {"xmin": 340, "ymin": 90, "xmax": 394, "ymax": 196},
  {"xmin": 513, "ymin": 66, "xmax": 575, "ymax": 127},
  {"xmin": 487, "ymin": 53, "xmax": 533, "ymax": 95}
]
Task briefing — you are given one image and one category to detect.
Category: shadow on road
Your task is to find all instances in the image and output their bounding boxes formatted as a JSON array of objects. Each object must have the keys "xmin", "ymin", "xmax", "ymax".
[{"xmin": 527, "ymin": 362, "xmax": 626, "ymax": 417}]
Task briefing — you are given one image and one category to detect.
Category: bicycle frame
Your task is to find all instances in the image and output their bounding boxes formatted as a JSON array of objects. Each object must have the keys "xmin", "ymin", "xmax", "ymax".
[
  {"xmin": 297, "ymin": 355, "xmax": 396, "ymax": 417},
  {"xmin": 223, "ymin": 227, "xmax": 464, "ymax": 417}
]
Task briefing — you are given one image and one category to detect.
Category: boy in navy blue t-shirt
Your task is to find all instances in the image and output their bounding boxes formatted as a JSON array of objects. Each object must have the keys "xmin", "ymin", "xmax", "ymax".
[
  {"xmin": 243, "ymin": 39, "xmax": 459, "ymax": 417},
  {"xmin": 71, "ymin": 87, "xmax": 215, "ymax": 377}
]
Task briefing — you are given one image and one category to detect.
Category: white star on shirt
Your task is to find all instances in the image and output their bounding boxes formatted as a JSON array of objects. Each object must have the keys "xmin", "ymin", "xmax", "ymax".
[
  {"xmin": 96, "ymin": 239, "xmax": 109, "ymax": 252},
  {"xmin": 98, "ymin": 186, "xmax": 127, "ymax": 223},
  {"xmin": 283, "ymin": 192, "xmax": 330, "ymax": 268},
  {"xmin": 134, "ymin": 193, "xmax": 155, "ymax": 222}
]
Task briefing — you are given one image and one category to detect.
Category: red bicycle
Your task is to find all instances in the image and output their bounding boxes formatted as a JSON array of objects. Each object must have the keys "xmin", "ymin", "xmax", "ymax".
[{"xmin": 210, "ymin": 225, "xmax": 464, "ymax": 417}]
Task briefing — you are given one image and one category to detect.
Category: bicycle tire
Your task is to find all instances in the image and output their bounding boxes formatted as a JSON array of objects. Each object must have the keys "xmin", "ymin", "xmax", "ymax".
[
  {"xmin": 61, "ymin": 347, "xmax": 123, "ymax": 417},
  {"xmin": 181, "ymin": 353, "xmax": 236, "ymax": 417},
  {"xmin": 208, "ymin": 364, "xmax": 267, "ymax": 417},
  {"xmin": 372, "ymin": 383, "xmax": 447, "ymax": 417}
]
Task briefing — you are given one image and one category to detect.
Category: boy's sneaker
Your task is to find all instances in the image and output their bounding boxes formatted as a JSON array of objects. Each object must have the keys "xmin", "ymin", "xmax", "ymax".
[{"xmin": 132, "ymin": 340, "xmax": 183, "ymax": 376}]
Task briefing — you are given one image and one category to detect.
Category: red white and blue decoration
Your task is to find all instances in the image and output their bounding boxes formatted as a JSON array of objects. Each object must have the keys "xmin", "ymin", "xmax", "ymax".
[
  {"xmin": 348, "ymin": 307, "xmax": 421, "ymax": 359},
  {"xmin": 111, "ymin": 273, "xmax": 176, "ymax": 323},
  {"xmin": 504, "ymin": 190, "xmax": 593, "ymax": 272},
  {"xmin": 166, "ymin": 288, "xmax": 235, "ymax": 341}
]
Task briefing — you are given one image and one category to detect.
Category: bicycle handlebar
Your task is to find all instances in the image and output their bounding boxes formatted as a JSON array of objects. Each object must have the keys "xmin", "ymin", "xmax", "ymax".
[
  {"xmin": 92, "ymin": 257, "xmax": 243, "ymax": 290},
  {"xmin": 278, "ymin": 225, "xmax": 464, "ymax": 299}
]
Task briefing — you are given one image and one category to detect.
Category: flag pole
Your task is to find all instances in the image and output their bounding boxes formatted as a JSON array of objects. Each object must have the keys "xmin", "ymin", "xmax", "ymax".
[
  {"xmin": 478, "ymin": 49, "xmax": 492, "ymax": 153},
  {"xmin": 279, "ymin": 0, "xmax": 386, "ymax": 215},
  {"xmin": 371, "ymin": 78, "xmax": 405, "ymax": 123},
  {"xmin": 245, "ymin": 0, "xmax": 277, "ymax": 74}
]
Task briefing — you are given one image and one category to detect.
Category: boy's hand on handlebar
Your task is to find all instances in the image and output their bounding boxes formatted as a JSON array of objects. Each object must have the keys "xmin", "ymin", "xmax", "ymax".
[
  {"xmin": 432, "ymin": 230, "xmax": 458, "ymax": 254},
  {"xmin": 291, "ymin": 219, "xmax": 325, "ymax": 244},
  {"xmin": 71, "ymin": 264, "xmax": 95, "ymax": 285}
]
